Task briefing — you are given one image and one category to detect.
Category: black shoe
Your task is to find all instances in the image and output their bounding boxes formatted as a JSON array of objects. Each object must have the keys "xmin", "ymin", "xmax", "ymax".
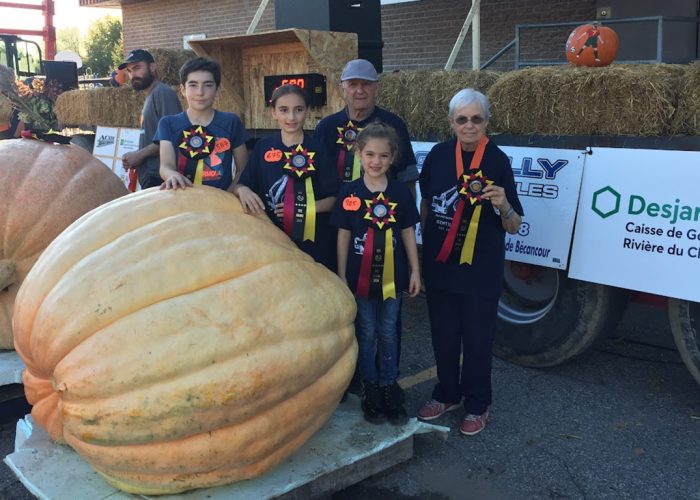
[
  {"xmin": 382, "ymin": 382, "xmax": 408, "ymax": 426},
  {"xmin": 361, "ymin": 380, "xmax": 386, "ymax": 424}
]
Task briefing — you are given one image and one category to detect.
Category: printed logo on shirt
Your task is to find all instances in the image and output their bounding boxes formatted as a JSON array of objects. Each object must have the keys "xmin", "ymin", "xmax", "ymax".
[{"xmin": 353, "ymin": 230, "xmax": 397, "ymax": 256}]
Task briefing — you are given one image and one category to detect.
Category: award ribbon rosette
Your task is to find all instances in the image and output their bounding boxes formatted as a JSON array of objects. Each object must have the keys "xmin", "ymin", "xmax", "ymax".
[
  {"xmin": 336, "ymin": 120, "xmax": 363, "ymax": 181},
  {"xmin": 282, "ymin": 144, "xmax": 317, "ymax": 242},
  {"xmin": 177, "ymin": 125, "xmax": 215, "ymax": 185},
  {"xmin": 356, "ymin": 193, "xmax": 398, "ymax": 300},
  {"xmin": 436, "ymin": 136, "xmax": 493, "ymax": 265}
]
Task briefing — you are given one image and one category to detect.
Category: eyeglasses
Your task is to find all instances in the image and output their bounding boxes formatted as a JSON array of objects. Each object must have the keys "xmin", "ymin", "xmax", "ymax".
[{"xmin": 454, "ymin": 115, "xmax": 485, "ymax": 125}]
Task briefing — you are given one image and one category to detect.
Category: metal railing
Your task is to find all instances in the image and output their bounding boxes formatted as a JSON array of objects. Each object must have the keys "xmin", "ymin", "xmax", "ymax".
[{"xmin": 481, "ymin": 16, "xmax": 699, "ymax": 70}]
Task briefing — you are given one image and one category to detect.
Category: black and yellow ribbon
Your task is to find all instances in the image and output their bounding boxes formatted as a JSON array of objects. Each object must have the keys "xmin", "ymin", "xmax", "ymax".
[
  {"xmin": 282, "ymin": 144, "xmax": 317, "ymax": 242},
  {"xmin": 336, "ymin": 120, "xmax": 363, "ymax": 181},
  {"xmin": 178, "ymin": 125, "xmax": 214, "ymax": 185},
  {"xmin": 356, "ymin": 193, "xmax": 398, "ymax": 300}
]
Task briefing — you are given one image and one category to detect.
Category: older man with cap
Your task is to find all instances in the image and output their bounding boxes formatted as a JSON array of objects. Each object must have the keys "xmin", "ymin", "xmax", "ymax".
[
  {"xmin": 120, "ymin": 49, "xmax": 182, "ymax": 189},
  {"xmin": 315, "ymin": 59, "xmax": 418, "ymax": 195}
]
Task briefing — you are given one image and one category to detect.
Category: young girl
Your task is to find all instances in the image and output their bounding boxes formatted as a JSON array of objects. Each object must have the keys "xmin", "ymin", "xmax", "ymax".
[
  {"xmin": 234, "ymin": 85, "xmax": 340, "ymax": 269},
  {"xmin": 331, "ymin": 122, "xmax": 421, "ymax": 425}
]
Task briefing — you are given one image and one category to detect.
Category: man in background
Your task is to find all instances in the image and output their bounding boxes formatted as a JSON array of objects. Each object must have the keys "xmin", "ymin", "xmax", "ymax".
[{"xmin": 120, "ymin": 49, "xmax": 182, "ymax": 189}]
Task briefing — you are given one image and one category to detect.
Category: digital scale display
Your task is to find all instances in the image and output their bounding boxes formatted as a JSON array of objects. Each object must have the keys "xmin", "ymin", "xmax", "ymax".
[{"xmin": 263, "ymin": 73, "xmax": 327, "ymax": 107}]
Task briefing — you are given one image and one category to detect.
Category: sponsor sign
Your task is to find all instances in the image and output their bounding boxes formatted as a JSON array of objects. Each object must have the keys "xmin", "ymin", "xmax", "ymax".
[
  {"xmin": 501, "ymin": 145, "xmax": 585, "ymax": 270},
  {"xmin": 569, "ymin": 147, "xmax": 700, "ymax": 302},
  {"xmin": 411, "ymin": 141, "xmax": 434, "ymax": 244},
  {"xmin": 93, "ymin": 126, "xmax": 141, "ymax": 190},
  {"xmin": 411, "ymin": 142, "xmax": 585, "ymax": 269}
]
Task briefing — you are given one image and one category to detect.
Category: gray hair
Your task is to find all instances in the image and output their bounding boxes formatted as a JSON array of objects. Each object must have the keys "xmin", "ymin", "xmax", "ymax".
[{"xmin": 448, "ymin": 88, "xmax": 491, "ymax": 120}]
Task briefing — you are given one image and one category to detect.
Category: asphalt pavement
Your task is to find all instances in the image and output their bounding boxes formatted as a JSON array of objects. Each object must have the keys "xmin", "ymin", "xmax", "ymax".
[{"xmin": 1, "ymin": 296, "xmax": 698, "ymax": 500}]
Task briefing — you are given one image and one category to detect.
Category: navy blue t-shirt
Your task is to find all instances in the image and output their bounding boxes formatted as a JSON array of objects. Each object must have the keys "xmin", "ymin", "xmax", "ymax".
[
  {"xmin": 314, "ymin": 106, "xmax": 418, "ymax": 182},
  {"xmin": 419, "ymin": 138, "xmax": 523, "ymax": 298},
  {"xmin": 331, "ymin": 178, "xmax": 420, "ymax": 299},
  {"xmin": 238, "ymin": 132, "xmax": 340, "ymax": 269},
  {"xmin": 154, "ymin": 110, "xmax": 249, "ymax": 191}
]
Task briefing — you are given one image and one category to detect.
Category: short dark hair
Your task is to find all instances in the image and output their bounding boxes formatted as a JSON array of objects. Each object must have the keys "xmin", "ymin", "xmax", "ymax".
[
  {"xmin": 270, "ymin": 84, "xmax": 310, "ymax": 107},
  {"xmin": 179, "ymin": 57, "xmax": 221, "ymax": 87}
]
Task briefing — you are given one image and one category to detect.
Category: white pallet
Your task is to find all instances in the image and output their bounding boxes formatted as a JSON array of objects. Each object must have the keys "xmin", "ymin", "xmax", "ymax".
[
  {"xmin": 5, "ymin": 396, "xmax": 448, "ymax": 499},
  {"xmin": 0, "ymin": 351, "xmax": 24, "ymax": 386}
]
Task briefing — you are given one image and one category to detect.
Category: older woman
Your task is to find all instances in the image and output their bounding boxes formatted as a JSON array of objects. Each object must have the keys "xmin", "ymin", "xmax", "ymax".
[{"xmin": 417, "ymin": 88, "xmax": 523, "ymax": 435}]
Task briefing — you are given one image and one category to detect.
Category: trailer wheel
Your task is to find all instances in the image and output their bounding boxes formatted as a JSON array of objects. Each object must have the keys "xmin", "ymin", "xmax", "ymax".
[
  {"xmin": 494, "ymin": 262, "xmax": 627, "ymax": 367},
  {"xmin": 668, "ymin": 298, "xmax": 700, "ymax": 386}
]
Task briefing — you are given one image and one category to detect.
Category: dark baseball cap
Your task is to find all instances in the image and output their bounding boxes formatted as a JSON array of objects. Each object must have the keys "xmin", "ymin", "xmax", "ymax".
[{"xmin": 118, "ymin": 49, "xmax": 155, "ymax": 70}]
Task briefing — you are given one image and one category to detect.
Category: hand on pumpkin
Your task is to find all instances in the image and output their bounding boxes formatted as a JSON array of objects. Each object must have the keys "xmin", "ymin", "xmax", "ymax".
[
  {"xmin": 407, "ymin": 269, "xmax": 421, "ymax": 297},
  {"xmin": 160, "ymin": 172, "xmax": 193, "ymax": 190},
  {"xmin": 235, "ymin": 185, "xmax": 265, "ymax": 214},
  {"xmin": 482, "ymin": 184, "xmax": 509, "ymax": 212}
]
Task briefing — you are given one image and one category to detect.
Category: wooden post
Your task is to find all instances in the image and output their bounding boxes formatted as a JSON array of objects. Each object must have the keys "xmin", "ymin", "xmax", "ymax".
[
  {"xmin": 444, "ymin": 0, "xmax": 481, "ymax": 71},
  {"xmin": 247, "ymin": 0, "xmax": 271, "ymax": 35},
  {"xmin": 471, "ymin": 0, "xmax": 480, "ymax": 70}
]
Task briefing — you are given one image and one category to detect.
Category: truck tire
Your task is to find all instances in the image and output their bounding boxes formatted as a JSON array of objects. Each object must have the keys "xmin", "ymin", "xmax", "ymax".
[
  {"xmin": 494, "ymin": 262, "xmax": 627, "ymax": 367},
  {"xmin": 668, "ymin": 298, "xmax": 700, "ymax": 386}
]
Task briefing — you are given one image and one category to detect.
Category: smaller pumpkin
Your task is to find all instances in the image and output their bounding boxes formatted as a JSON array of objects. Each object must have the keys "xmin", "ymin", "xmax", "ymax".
[
  {"xmin": 0, "ymin": 139, "xmax": 127, "ymax": 348},
  {"xmin": 565, "ymin": 23, "xmax": 618, "ymax": 67}
]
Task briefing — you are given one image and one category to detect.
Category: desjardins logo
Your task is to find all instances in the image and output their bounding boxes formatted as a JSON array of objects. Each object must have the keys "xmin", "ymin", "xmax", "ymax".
[
  {"xmin": 591, "ymin": 186, "xmax": 621, "ymax": 218},
  {"xmin": 592, "ymin": 185, "xmax": 700, "ymax": 224}
]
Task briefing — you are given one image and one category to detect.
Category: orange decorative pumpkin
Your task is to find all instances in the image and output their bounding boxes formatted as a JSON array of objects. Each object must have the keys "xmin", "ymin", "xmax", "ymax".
[
  {"xmin": 0, "ymin": 138, "xmax": 127, "ymax": 349},
  {"xmin": 566, "ymin": 23, "xmax": 618, "ymax": 67},
  {"xmin": 263, "ymin": 147, "xmax": 283, "ymax": 162},
  {"xmin": 13, "ymin": 187, "xmax": 357, "ymax": 495}
]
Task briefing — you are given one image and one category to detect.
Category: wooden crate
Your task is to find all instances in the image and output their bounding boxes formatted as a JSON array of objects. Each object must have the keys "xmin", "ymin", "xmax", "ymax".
[{"xmin": 188, "ymin": 29, "xmax": 358, "ymax": 132}]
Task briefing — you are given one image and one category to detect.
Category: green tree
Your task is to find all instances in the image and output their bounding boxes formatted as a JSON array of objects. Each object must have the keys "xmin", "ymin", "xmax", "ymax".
[
  {"xmin": 83, "ymin": 16, "xmax": 123, "ymax": 77},
  {"xmin": 56, "ymin": 27, "xmax": 83, "ymax": 58}
]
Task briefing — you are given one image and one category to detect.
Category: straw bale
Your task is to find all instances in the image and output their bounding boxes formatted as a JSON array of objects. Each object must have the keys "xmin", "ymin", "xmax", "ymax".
[
  {"xmin": 149, "ymin": 48, "xmax": 196, "ymax": 86},
  {"xmin": 377, "ymin": 70, "xmax": 502, "ymax": 141},
  {"xmin": 56, "ymin": 86, "xmax": 144, "ymax": 127},
  {"xmin": 487, "ymin": 64, "xmax": 682, "ymax": 136},
  {"xmin": 672, "ymin": 62, "xmax": 700, "ymax": 135},
  {"xmin": 0, "ymin": 94, "xmax": 12, "ymax": 123}
]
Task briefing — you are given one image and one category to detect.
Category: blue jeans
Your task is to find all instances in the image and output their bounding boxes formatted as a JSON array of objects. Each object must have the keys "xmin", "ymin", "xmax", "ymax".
[{"xmin": 354, "ymin": 296, "xmax": 402, "ymax": 386}]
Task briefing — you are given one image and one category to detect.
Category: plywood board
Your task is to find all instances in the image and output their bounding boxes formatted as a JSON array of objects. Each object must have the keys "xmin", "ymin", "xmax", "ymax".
[{"xmin": 188, "ymin": 29, "xmax": 357, "ymax": 130}]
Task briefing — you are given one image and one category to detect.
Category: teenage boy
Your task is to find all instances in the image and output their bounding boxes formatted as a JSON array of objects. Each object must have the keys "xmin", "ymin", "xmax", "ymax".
[
  {"xmin": 156, "ymin": 57, "xmax": 249, "ymax": 191},
  {"xmin": 120, "ymin": 49, "xmax": 182, "ymax": 189}
]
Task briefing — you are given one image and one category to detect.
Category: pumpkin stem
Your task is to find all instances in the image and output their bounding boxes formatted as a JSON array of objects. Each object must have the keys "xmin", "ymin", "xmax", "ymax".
[{"xmin": 0, "ymin": 260, "xmax": 17, "ymax": 292}]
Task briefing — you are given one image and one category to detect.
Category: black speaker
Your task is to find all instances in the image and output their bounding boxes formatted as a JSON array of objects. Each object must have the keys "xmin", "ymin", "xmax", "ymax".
[
  {"xmin": 43, "ymin": 61, "xmax": 78, "ymax": 91},
  {"xmin": 275, "ymin": 0, "xmax": 383, "ymax": 73}
]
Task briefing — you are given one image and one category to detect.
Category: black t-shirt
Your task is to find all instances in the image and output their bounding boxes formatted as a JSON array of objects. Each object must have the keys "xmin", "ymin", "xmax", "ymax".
[
  {"xmin": 419, "ymin": 138, "xmax": 524, "ymax": 298},
  {"xmin": 314, "ymin": 106, "xmax": 418, "ymax": 182},
  {"xmin": 238, "ymin": 132, "xmax": 341, "ymax": 268},
  {"xmin": 331, "ymin": 178, "xmax": 420, "ymax": 299}
]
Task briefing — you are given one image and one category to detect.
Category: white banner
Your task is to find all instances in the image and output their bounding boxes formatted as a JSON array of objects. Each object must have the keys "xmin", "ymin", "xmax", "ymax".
[
  {"xmin": 501, "ymin": 145, "xmax": 585, "ymax": 270},
  {"xmin": 411, "ymin": 142, "xmax": 585, "ymax": 269},
  {"xmin": 93, "ymin": 126, "xmax": 141, "ymax": 191},
  {"xmin": 569, "ymin": 147, "xmax": 700, "ymax": 302}
]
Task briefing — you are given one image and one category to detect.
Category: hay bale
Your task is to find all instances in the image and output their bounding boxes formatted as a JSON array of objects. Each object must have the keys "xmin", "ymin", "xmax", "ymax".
[
  {"xmin": 149, "ymin": 48, "xmax": 195, "ymax": 86},
  {"xmin": 0, "ymin": 94, "xmax": 12, "ymax": 124},
  {"xmin": 377, "ymin": 70, "xmax": 501, "ymax": 140},
  {"xmin": 487, "ymin": 64, "xmax": 683, "ymax": 136},
  {"xmin": 56, "ymin": 86, "xmax": 145, "ymax": 128},
  {"xmin": 56, "ymin": 85, "xmax": 187, "ymax": 128},
  {"xmin": 672, "ymin": 62, "xmax": 700, "ymax": 135},
  {"xmin": 378, "ymin": 70, "xmax": 501, "ymax": 141}
]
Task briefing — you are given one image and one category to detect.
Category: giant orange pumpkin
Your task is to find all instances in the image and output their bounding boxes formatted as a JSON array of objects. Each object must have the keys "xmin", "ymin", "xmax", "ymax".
[
  {"xmin": 0, "ymin": 139, "xmax": 127, "ymax": 349},
  {"xmin": 566, "ymin": 23, "xmax": 618, "ymax": 67},
  {"xmin": 13, "ymin": 186, "xmax": 357, "ymax": 495}
]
